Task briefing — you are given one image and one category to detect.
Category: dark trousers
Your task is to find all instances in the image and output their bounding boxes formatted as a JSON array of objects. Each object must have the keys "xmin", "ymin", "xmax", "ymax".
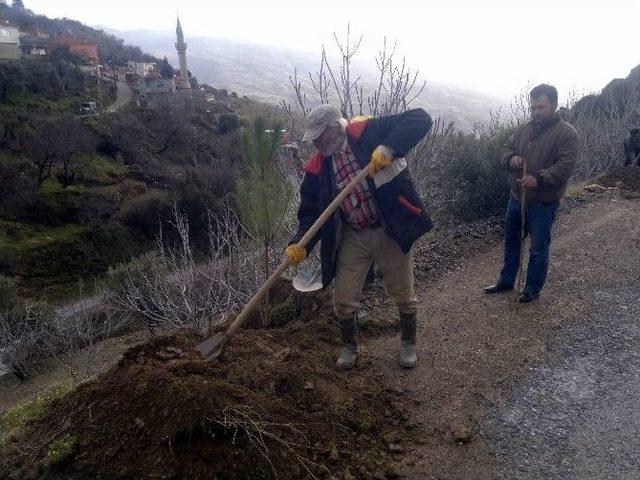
[{"xmin": 498, "ymin": 198, "xmax": 559, "ymax": 294}]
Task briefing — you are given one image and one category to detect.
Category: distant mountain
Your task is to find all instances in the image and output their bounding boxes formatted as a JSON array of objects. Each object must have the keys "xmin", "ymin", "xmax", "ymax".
[{"xmin": 107, "ymin": 28, "xmax": 505, "ymax": 130}]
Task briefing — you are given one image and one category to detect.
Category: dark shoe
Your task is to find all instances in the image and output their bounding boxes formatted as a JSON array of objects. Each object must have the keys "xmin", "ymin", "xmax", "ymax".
[
  {"xmin": 483, "ymin": 283, "xmax": 514, "ymax": 294},
  {"xmin": 518, "ymin": 291, "xmax": 539, "ymax": 303},
  {"xmin": 399, "ymin": 312, "xmax": 417, "ymax": 369},
  {"xmin": 336, "ymin": 315, "xmax": 358, "ymax": 370}
]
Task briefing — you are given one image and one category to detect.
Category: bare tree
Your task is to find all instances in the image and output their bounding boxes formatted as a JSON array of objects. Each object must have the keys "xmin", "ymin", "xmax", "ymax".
[
  {"xmin": 282, "ymin": 24, "xmax": 427, "ymax": 135},
  {"xmin": 105, "ymin": 202, "xmax": 265, "ymax": 335},
  {"xmin": 55, "ymin": 117, "xmax": 97, "ymax": 188},
  {"xmin": 25, "ymin": 116, "xmax": 96, "ymax": 187}
]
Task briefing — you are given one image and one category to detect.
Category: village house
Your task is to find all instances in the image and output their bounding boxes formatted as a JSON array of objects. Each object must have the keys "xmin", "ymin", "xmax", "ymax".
[
  {"xmin": 0, "ymin": 20, "xmax": 21, "ymax": 60},
  {"xmin": 50, "ymin": 32, "xmax": 99, "ymax": 63},
  {"xmin": 133, "ymin": 71, "xmax": 176, "ymax": 104},
  {"xmin": 131, "ymin": 61, "xmax": 155, "ymax": 78},
  {"xmin": 20, "ymin": 34, "xmax": 48, "ymax": 57}
]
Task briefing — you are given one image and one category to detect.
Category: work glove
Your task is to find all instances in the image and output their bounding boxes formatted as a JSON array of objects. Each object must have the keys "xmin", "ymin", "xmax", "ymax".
[
  {"xmin": 285, "ymin": 244, "xmax": 307, "ymax": 264},
  {"xmin": 368, "ymin": 145, "xmax": 394, "ymax": 177}
]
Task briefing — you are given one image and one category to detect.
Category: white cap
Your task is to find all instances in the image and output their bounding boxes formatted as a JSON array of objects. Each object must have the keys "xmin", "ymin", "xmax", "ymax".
[{"xmin": 302, "ymin": 104, "xmax": 342, "ymax": 142}]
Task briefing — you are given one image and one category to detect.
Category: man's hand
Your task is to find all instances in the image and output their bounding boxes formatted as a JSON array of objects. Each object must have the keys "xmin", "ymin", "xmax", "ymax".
[
  {"xmin": 510, "ymin": 155, "xmax": 524, "ymax": 169},
  {"xmin": 285, "ymin": 244, "xmax": 307, "ymax": 264},
  {"xmin": 517, "ymin": 174, "xmax": 538, "ymax": 188},
  {"xmin": 368, "ymin": 145, "xmax": 394, "ymax": 177}
]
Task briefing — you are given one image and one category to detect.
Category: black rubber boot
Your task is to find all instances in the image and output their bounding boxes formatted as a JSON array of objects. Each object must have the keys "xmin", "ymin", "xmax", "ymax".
[
  {"xmin": 336, "ymin": 315, "xmax": 358, "ymax": 370},
  {"xmin": 399, "ymin": 312, "xmax": 417, "ymax": 369}
]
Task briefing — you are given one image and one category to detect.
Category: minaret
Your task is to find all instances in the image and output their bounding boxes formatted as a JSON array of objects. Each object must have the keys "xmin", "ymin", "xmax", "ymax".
[{"xmin": 175, "ymin": 15, "xmax": 190, "ymax": 90}]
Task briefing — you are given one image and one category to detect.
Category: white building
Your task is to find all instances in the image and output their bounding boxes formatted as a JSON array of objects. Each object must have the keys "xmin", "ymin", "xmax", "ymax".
[
  {"xmin": 0, "ymin": 21, "xmax": 21, "ymax": 60},
  {"xmin": 131, "ymin": 61, "xmax": 156, "ymax": 78},
  {"xmin": 133, "ymin": 72, "xmax": 176, "ymax": 103}
]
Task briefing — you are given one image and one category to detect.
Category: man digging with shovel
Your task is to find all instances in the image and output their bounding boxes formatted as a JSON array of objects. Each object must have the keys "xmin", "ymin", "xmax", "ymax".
[
  {"xmin": 484, "ymin": 84, "xmax": 579, "ymax": 302},
  {"xmin": 285, "ymin": 105, "xmax": 432, "ymax": 369}
]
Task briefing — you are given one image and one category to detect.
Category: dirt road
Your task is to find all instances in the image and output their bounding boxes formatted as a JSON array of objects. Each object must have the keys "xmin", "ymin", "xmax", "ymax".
[
  {"xmin": 106, "ymin": 80, "xmax": 133, "ymax": 113},
  {"xmin": 365, "ymin": 193, "xmax": 640, "ymax": 479}
]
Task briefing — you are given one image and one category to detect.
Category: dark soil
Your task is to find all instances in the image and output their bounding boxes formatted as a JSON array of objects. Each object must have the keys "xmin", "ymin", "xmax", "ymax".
[{"xmin": 5, "ymin": 318, "xmax": 416, "ymax": 480}]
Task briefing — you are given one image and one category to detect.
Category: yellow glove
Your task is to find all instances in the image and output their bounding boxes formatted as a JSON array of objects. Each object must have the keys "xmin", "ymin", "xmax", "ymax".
[
  {"xmin": 350, "ymin": 114, "xmax": 373, "ymax": 122},
  {"xmin": 285, "ymin": 244, "xmax": 307, "ymax": 264},
  {"xmin": 368, "ymin": 145, "xmax": 394, "ymax": 177}
]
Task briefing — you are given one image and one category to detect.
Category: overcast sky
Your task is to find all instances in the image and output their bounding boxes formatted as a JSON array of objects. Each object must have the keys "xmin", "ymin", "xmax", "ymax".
[{"xmin": 21, "ymin": 0, "xmax": 640, "ymax": 101}]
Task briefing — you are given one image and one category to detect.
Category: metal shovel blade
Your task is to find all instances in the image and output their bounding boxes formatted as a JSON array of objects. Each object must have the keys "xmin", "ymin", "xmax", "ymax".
[
  {"xmin": 292, "ymin": 266, "xmax": 323, "ymax": 292},
  {"xmin": 196, "ymin": 333, "xmax": 229, "ymax": 360}
]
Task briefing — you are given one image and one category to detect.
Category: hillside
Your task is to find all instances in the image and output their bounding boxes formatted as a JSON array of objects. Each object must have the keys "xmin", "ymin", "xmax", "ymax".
[
  {"xmin": 2, "ymin": 182, "xmax": 640, "ymax": 479},
  {"xmin": 0, "ymin": 4, "xmax": 160, "ymax": 66},
  {"xmin": 108, "ymin": 28, "xmax": 505, "ymax": 130}
]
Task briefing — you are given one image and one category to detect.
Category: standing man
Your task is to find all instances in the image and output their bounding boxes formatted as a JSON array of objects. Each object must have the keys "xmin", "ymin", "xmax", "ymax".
[
  {"xmin": 624, "ymin": 127, "xmax": 640, "ymax": 166},
  {"xmin": 285, "ymin": 105, "xmax": 432, "ymax": 369},
  {"xmin": 484, "ymin": 84, "xmax": 579, "ymax": 302}
]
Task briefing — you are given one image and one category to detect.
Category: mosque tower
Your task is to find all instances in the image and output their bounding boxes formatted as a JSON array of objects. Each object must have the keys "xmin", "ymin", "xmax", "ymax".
[{"xmin": 175, "ymin": 15, "xmax": 190, "ymax": 90}]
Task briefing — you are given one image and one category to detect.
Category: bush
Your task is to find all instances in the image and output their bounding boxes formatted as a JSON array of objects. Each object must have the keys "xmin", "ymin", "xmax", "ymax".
[
  {"xmin": 76, "ymin": 191, "xmax": 119, "ymax": 225},
  {"xmin": 0, "ymin": 161, "xmax": 38, "ymax": 221},
  {"xmin": 0, "ymin": 250, "xmax": 16, "ymax": 275},
  {"xmin": 0, "ymin": 274, "xmax": 20, "ymax": 312},
  {"xmin": 116, "ymin": 179, "xmax": 148, "ymax": 202},
  {"xmin": 217, "ymin": 113, "xmax": 240, "ymax": 134},
  {"xmin": 0, "ymin": 300, "xmax": 57, "ymax": 378},
  {"xmin": 17, "ymin": 223, "xmax": 134, "ymax": 286},
  {"xmin": 18, "ymin": 188, "xmax": 83, "ymax": 226},
  {"xmin": 178, "ymin": 165, "xmax": 236, "ymax": 248},
  {"xmin": 415, "ymin": 127, "xmax": 511, "ymax": 222},
  {"xmin": 119, "ymin": 189, "xmax": 173, "ymax": 241}
]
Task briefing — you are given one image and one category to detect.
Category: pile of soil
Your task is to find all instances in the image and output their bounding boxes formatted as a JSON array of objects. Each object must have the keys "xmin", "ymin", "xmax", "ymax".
[
  {"xmin": 5, "ymin": 319, "xmax": 416, "ymax": 479},
  {"xmin": 596, "ymin": 165, "xmax": 640, "ymax": 191}
]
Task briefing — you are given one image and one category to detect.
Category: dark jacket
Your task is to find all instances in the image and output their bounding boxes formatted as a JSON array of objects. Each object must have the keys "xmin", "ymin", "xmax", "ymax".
[
  {"xmin": 291, "ymin": 108, "xmax": 433, "ymax": 288},
  {"xmin": 624, "ymin": 129, "xmax": 640, "ymax": 166},
  {"xmin": 501, "ymin": 116, "xmax": 579, "ymax": 203}
]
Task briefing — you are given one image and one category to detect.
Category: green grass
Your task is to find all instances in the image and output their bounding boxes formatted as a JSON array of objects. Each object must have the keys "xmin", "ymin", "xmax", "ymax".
[
  {"xmin": 0, "ymin": 382, "xmax": 75, "ymax": 448},
  {"xmin": 0, "ymin": 383, "xmax": 76, "ymax": 470},
  {"xmin": 0, "ymin": 218, "xmax": 134, "ymax": 299},
  {"xmin": 565, "ymin": 180, "xmax": 588, "ymax": 198},
  {"xmin": 40, "ymin": 177, "xmax": 85, "ymax": 194},
  {"xmin": 44, "ymin": 434, "xmax": 77, "ymax": 466},
  {"xmin": 0, "ymin": 153, "xmax": 138, "ymax": 298},
  {"xmin": 0, "ymin": 220, "xmax": 85, "ymax": 252},
  {"xmin": 78, "ymin": 154, "xmax": 129, "ymax": 186},
  {"xmin": 0, "ymin": 91, "xmax": 77, "ymax": 114}
]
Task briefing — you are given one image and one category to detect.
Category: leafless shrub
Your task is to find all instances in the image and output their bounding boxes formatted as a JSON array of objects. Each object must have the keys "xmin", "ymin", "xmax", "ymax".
[
  {"xmin": 563, "ymin": 84, "xmax": 640, "ymax": 179},
  {"xmin": 41, "ymin": 308, "xmax": 132, "ymax": 381},
  {"xmin": 0, "ymin": 302, "xmax": 54, "ymax": 379},
  {"xmin": 0, "ymin": 300, "xmax": 131, "ymax": 380},
  {"xmin": 105, "ymin": 202, "xmax": 267, "ymax": 335}
]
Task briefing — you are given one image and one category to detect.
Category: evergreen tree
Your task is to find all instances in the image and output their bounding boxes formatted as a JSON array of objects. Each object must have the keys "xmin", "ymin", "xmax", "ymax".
[
  {"xmin": 158, "ymin": 56, "xmax": 175, "ymax": 79},
  {"xmin": 236, "ymin": 117, "xmax": 291, "ymax": 286},
  {"xmin": 12, "ymin": 0, "xmax": 25, "ymax": 10}
]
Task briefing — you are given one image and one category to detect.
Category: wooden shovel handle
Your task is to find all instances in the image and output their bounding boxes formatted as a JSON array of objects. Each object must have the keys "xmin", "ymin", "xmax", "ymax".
[{"xmin": 224, "ymin": 164, "xmax": 372, "ymax": 338}]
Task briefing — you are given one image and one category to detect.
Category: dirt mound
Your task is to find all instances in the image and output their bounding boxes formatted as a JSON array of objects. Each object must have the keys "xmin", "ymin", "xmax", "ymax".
[
  {"xmin": 596, "ymin": 165, "xmax": 640, "ymax": 191},
  {"xmin": 5, "ymin": 322, "xmax": 416, "ymax": 479}
]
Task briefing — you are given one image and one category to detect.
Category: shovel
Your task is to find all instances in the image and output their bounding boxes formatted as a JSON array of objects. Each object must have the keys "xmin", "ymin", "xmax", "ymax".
[
  {"xmin": 515, "ymin": 156, "xmax": 528, "ymax": 304},
  {"xmin": 197, "ymin": 164, "xmax": 372, "ymax": 360},
  {"xmin": 292, "ymin": 265, "xmax": 323, "ymax": 292}
]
